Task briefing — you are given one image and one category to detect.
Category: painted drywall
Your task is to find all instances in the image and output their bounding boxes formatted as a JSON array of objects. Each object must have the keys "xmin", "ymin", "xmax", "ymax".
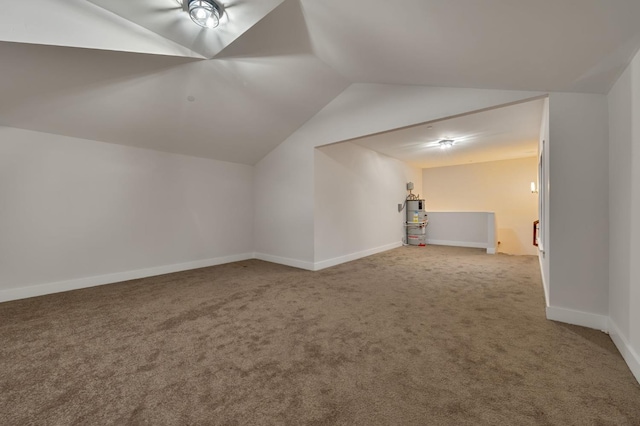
[
  {"xmin": 546, "ymin": 93, "xmax": 609, "ymax": 321},
  {"xmin": 254, "ymin": 83, "xmax": 542, "ymax": 269},
  {"xmin": 538, "ymin": 98, "xmax": 550, "ymax": 305},
  {"xmin": 632, "ymin": 61, "xmax": 640, "ymax": 384},
  {"xmin": 632, "ymin": 53, "xmax": 640, "ymax": 382},
  {"xmin": 422, "ymin": 157, "xmax": 538, "ymax": 255},
  {"xmin": 314, "ymin": 142, "xmax": 422, "ymax": 267},
  {"xmin": 0, "ymin": 126, "xmax": 254, "ymax": 301},
  {"xmin": 608, "ymin": 46, "xmax": 640, "ymax": 383},
  {"xmin": 425, "ymin": 212, "xmax": 496, "ymax": 253},
  {"xmin": 608, "ymin": 61, "xmax": 633, "ymax": 339},
  {"xmin": 0, "ymin": 0, "xmax": 199, "ymax": 58}
]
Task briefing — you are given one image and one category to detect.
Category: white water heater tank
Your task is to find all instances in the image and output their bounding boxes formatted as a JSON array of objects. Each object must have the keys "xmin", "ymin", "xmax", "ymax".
[{"xmin": 406, "ymin": 199, "xmax": 427, "ymax": 246}]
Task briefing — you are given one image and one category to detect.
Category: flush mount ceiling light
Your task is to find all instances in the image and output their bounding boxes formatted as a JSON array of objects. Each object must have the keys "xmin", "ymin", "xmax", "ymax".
[
  {"xmin": 439, "ymin": 139, "xmax": 455, "ymax": 150},
  {"xmin": 184, "ymin": 0, "xmax": 224, "ymax": 29}
]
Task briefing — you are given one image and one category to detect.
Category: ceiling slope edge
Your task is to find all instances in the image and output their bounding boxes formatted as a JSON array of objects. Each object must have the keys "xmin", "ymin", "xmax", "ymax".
[
  {"xmin": 88, "ymin": 0, "xmax": 286, "ymax": 59},
  {"xmin": 0, "ymin": 0, "xmax": 204, "ymax": 58},
  {"xmin": 216, "ymin": 0, "xmax": 311, "ymax": 59},
  {"xmin": 299, "ymin": 85, "xmax": 545, "ymax": 151}
]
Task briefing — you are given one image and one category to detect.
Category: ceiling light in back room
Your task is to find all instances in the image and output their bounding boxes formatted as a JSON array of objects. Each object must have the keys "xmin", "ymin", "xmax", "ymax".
[
  {"xmin": 439, "ymin": 139, "xmax": 455, "ymax": 150},
  {"xmin": 187, "ymin": 0, "xmax": 224, "ymax": 29}
]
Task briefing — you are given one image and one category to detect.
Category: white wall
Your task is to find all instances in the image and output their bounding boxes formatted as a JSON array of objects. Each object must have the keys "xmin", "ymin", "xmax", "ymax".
[
  {"xmin": 425, "ymin": 212, "xmax": 496, "ymax": 253},
  {"xmin": 608, "ymin": 47, "xmax": 640, "ymax": 383},
  {"xmin": 422, "ymin": 157, "xmax": 538, "ymax": 255},
  {"xmin": 545, "ymin": 93, "xmax": 609, "ymax": 328},
  {"xmin": 254, "ymin": 83, "xmax": 541, "ymax": 269},
  {"xmin": 314, "ymin": 142, "xmax": 422, "ymax": 268},
  {"xmin": 632, "ymin": 55, "xmax": 640, "ymax": 383},
  {"xmin": 0, "ymin": 127, "xmax": 254, "ymax": 301},
  {"xmin": 538, "ymin": 98, "xmax": 550, "ymax": 304}
]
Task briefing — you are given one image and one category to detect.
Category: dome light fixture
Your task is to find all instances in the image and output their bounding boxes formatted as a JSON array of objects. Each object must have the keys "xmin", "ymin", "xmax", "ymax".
[
  {"xmin": 186, "ymin": 0, "xmax": 223, "ymax": 29},
  {"xmin": 439, "ymin": 139, "xmax": 455, "ymax": 150}
]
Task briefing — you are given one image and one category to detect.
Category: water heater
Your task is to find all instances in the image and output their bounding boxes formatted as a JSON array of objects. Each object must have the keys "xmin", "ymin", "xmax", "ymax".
[{"xmin": 406, "ymin": 199, "xmax": 428, "ymax": 246}]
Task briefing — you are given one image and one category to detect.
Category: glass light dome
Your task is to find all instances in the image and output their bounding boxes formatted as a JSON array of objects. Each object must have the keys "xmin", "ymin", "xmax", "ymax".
[
  {"xmin": 189, "ymin": 0, "xmax": 221, "ymax": 29},
  {"xmin": 439, "ymin": 140, "xmax": 455, "ymax": 150}
]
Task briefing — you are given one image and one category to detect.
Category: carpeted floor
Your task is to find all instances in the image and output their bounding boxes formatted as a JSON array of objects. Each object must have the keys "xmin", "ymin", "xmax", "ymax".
[{"xmin": 1, "ymin": 245, "xmax": 639, "ymax": 425}]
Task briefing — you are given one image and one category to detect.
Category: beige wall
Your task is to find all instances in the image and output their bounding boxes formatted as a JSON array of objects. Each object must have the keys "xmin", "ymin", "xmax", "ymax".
[{"xmin": 422, "ymin": 157, "xmax": 538, "ymax": 255}]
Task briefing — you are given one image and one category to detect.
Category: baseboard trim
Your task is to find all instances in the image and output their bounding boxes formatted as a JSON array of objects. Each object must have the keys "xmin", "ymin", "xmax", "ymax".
[
  {"xmin": 0, "ymin": 253, "xmax": 254, "ymax": 303},
  {"xmin": 426, "ymin": 239, "xmax": 494, "ymax": 254},
  {"xmin": 253, "ymin": 253, "xmax": 315, "ymax": 271},
  {"xmin": 538, "ymin": 252, "xmax": 549, "ymax": 307},
  {"xmin": 1, "ymin": 243, "xmax": 405, "ymax": 302},
  {"xmin": 313, "ymin": 241, "xmax": 403, "ymax": 271},
  {"xmin": 545, "ymin": 305, "xmax": 609, "ymax": 331},
  {"xmin": 608, "ymin": 319, "xmax": 640, "ymax": 384}
]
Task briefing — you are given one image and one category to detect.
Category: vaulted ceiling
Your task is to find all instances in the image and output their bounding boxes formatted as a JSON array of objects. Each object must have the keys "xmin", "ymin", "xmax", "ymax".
[
  {"xmin": 352, "ymin": 98, "xmax": 545, "ymax": 169},
  {"xmin": 1, "ymin": 0, "xmax": 640, "ymax": 165}
]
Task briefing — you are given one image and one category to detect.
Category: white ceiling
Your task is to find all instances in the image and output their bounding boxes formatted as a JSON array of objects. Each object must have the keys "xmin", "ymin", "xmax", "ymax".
[
  {"xmin": 1, "ymin": 0, "xmax": 640, "ymax": 164},
  {"xmin": 0, "ymin": 42, "xmax": 348, "ymax": 165},
  {"xmin": 0, "ymin": 0, "xmax": 201, "ymax": 58},
  {"xmin": 87, "ymin": 0, "xmax": 285, "ymax": 59},
  {"xmin": 352, "ymin": 99, "xmax": 545, "ymax": 169},
  {"xmin": 301, "ymin": 0, "xmax": 640, "ymax": 93}
]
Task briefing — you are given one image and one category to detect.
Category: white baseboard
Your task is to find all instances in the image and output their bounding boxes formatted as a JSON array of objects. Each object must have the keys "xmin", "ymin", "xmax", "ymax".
[
  {"xmin": 253, "ymin": 252, "xmax": 315, "ymax": 271},
  {"xmin": 608, "ymin": 319, "xmax": 640, "ymax": 385},
  {"xmin": 313, "ymin": 241, "xmax": 403, "ymax": 271},
  {"xmin": 0, "ymin": 253, "xmax": 254, "ymax": 303},
  {"xmin": 427, "ymin": 239, "xmax": 495, "ymax": 254},
  {"xmin": 1, "ymin": 243, "xmax": 405, "ymax": 302},
  {"xmin": 545, "ymin": 305, "xmax": 609, "ymax": 331},
  {"xmin": 538, "ymin": 253, "xmax": 549, "ymax": 307}
]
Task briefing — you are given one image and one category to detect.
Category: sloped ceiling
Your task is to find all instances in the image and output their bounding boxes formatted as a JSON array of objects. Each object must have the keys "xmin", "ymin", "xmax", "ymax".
[
  {"xmin": 301, "ymin": 0, "xmax": 640, "ymax": 93},
  {"xmin": 1, "ymin": 0, "xmax": 640, "ymax": 164},
  {"xmin": 352, "ymin": 99, "xmax": 545, "ymax": 169},
  {"xmin": 0, "ymin": 43, "xmax": 346, "ymax": 164},
  {"xmin": 0, "ymin": 0, "xmax": 202, "ymax": 58},
  {"xmin": 0, "ymin": 0, "xmax": 350, "ymax": 164},
  {"xmin": 86, "ymin": 0, "xmax": 285, "ymax": 59}
]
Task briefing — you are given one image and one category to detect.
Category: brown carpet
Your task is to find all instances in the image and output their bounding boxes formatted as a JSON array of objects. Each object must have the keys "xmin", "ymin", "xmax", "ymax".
[{"xmin": 1, "ymin": 245, "xmax": 639, "ymax": 425}]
